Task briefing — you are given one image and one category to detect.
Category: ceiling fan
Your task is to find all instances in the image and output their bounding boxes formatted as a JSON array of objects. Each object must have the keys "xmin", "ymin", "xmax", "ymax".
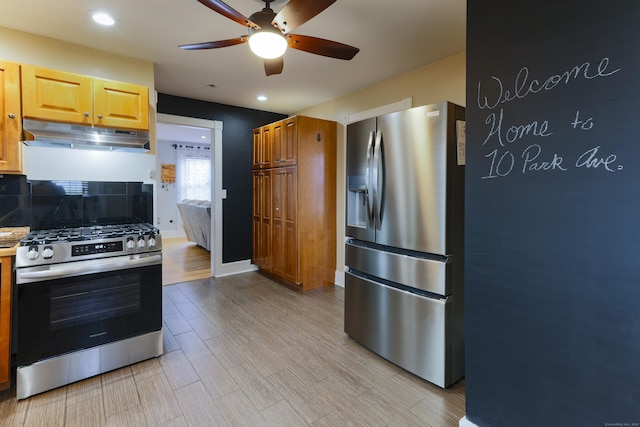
[{"xmin": 179, "ymin": 0, "xmax": 360, "ymax": 76}]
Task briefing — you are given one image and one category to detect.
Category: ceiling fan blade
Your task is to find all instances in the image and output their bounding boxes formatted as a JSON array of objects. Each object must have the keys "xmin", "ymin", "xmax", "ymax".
[
  {"xmin": 264, "ymin": 57, "xmax": 284, "ymax": 76},
  {"xmin": 179, "ymin": 37, "xmax": 248, "ymax": 50},
  {"xmin": 287, "ymin": 34, "xmax": 359, "ymax": 60},
  {"xmin": 197, "ymin": 0, "xmax": 259, "ymax": 28},
  {"xmin": 272, "ymin": 0, "xmax": 336, "ymax": 34}
]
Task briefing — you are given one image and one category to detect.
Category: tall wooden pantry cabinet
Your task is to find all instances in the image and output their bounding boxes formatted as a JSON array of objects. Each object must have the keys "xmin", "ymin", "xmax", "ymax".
[{"xmin": 252, "ymin": 116, "xmax": 336, "ymax": 290}]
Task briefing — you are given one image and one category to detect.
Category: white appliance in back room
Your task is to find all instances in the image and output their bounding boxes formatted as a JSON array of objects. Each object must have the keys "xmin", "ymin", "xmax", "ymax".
[{"xmin": 344, "ymin": 101, "xmax": 466, "ymax": 388}]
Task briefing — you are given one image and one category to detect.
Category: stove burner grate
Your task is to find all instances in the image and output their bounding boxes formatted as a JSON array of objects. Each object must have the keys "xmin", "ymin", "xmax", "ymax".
[{"xmin": 20, "ymin": 223, "xmax": 159, "ymax": 246}]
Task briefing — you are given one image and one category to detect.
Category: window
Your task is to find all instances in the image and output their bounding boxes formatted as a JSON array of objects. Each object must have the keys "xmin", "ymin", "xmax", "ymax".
[
  {"xmin": 183, "ymin": 157, "xmax": 210, "ymax": 200},
  {"xmin": 176, "ymin": 145, "xmax": 211, "ymax": 202}
]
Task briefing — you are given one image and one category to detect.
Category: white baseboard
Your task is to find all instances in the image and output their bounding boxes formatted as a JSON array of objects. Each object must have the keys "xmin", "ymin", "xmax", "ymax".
[
  {"xmin": 160, "ymin": 229, "xmax": 186, "ymax": 239},
  {"xmin": 334, "ymin": 270, "xmax": 345, "ymax": 288},
  {"xmin": 459, "ymin": 416, "xmax": 478, "ymax": 427},
  {"xmin": 213, "ymin": 260, "xmax": 258, "ymax": 278}
]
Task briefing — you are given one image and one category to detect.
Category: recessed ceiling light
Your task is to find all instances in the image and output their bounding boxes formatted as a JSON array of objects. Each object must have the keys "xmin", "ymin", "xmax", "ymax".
[
  {"xmin": 257, "ymin": 95, "xmax": 267, "ymax": 101},
  {"xmin": 92, "ymin": 12, "xmax": 115, "ymax": 26}
]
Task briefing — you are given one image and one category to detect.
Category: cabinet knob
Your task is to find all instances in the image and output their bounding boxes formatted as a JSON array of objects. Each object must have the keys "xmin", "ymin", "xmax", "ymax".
[
  {"xmin": 8, "ymin": 113, "xmax": 15, "ymax": 119},
  {"xmin": 84, "ymin": 112, "xmax": 90, "ymax": 117},
  {"xmin": 97, "ymin": 114, "xmax": 103, "ymax": 120}
]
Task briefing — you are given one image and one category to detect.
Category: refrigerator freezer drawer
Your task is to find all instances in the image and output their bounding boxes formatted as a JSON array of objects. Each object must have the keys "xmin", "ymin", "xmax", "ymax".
[
  {"xmin": 345, "ymin": 240, "xmax": 450, "ymax": 295},
  {"xmin": 344, "ymin": 270, "xmax": 458, "ymax": 388}
]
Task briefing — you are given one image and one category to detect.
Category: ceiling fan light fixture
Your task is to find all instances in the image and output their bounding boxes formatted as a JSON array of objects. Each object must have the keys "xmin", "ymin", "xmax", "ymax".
[{"xmin": 249, "ymin": 31, "xmax": 287, "ymax": 59}]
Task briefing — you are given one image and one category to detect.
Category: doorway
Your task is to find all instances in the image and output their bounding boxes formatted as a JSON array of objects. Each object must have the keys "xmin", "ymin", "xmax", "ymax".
[{"xmin": 156, "ymin": 113, "xmax": 223, "ymax": 280}]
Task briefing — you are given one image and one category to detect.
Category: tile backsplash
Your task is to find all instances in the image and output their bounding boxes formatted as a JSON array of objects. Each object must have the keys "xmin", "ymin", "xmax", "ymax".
[
  {"xmin": 0, "ymin": 175, "xmax": 153, "ymax": 230},
  {"xmin": 0, "ymin": 174, "xmax": 30, "ymax": 227}
]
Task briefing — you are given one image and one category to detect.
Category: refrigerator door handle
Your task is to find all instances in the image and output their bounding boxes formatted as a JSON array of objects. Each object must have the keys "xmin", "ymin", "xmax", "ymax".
[
  {"xmin": 372, "ymin": 130, "xmax": 383, "ymax": 229},
  {"xmin": 365, "ymin": 131, "xmax": 375, "ymax": 225}
]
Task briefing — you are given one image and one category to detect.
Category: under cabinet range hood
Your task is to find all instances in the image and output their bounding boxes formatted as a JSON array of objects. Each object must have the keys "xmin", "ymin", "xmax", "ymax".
[{"xmin": 22, "ymin": 119, "xmax": 150, "ymax": 152}]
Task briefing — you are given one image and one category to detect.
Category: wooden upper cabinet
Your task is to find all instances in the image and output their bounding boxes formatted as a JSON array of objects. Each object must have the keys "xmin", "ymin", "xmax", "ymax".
[
  {"xmin": 272, "ymin": 120, "xmax": 284, "ymax": 166},
  {"xmin": 21, "ymin": 65, "xmax": 93, "ymax": 125},
  {"xmin": 252, "ymin": 128, "xmax": 262, "ymax": 168},
  {"xmin": 93, "ymin": 78, "xmax": 149, "ymax": 130},
  {"xmin": 272, "ymin": 117, "xmax": 297, "ymax": 166},
  {"xmin": 0, "ymin": 60, "xmax": 22, "ymax": 173},
  {"xmin": 21, "ymin": 65, "xmax": 149, "ymax": 131},
  {"xmin": 282, "ymin": 117, "xmax": 297, "ymax": 166},
  {"xmin": 252, "ymin": 124, "xmax": 273, "ymax": 169}
]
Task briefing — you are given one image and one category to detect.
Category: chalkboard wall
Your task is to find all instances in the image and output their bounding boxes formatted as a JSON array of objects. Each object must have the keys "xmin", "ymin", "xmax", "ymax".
[
  {"xmin": 465, "ymin": 1, "xmax": 640, "ymax": 426},
  {"xmin": 157, "ymin": 94, "xmax": 287, "ymax": 263}
]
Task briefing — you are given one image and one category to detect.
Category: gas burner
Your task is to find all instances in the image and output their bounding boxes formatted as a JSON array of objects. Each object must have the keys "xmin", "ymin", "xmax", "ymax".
[{"xmin": 20, "ymin": 223, "xmax": 160, "ymax": 246}]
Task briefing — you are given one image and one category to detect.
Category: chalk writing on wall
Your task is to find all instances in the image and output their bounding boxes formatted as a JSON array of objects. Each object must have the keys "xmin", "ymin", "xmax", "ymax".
[{"xmin": 475, "ymin": 56, "xmax": 623, "ymax": 179}]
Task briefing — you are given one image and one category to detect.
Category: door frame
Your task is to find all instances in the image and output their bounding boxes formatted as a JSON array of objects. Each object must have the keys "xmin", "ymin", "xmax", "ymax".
[{"xmin": 156, "ymin": 113, "xmax": 223, "ymax": 277}]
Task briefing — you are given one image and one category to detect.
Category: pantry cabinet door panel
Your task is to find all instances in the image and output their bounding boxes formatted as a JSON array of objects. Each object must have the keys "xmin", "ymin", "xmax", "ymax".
[{"xmin": 283, "ymin": 117, "xmax": 297, "ymax": 166}]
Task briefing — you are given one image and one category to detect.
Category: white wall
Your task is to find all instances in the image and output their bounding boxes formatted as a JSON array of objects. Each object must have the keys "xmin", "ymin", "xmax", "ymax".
[
  {"xmin": 0, "ymin": 27, "xmax": 155, "ymax": 93},
  {"xmin": 23, "ymin": 147, "xmax": 156, "ymax": 183},
  {"xmin": 156, "ymin": 140, "xmax": 181, "ymax": 235}
]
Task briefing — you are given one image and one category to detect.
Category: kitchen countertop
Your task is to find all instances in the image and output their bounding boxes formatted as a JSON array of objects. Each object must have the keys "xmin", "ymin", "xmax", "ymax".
[{"xmin": 0, "ymin": 227, "xmax": 30, "ymax": 257}]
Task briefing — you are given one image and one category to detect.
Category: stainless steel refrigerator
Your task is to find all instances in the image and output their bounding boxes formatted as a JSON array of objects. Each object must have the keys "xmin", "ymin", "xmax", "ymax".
[{"xmin": 344, "ymin": 101, "xmax": 465, "ymax": 388}]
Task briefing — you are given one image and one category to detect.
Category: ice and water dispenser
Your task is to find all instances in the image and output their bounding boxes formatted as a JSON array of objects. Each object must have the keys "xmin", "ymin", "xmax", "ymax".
[{"xmin": 347, "ymin": 174, "xmax": 369, "ymax": 228}]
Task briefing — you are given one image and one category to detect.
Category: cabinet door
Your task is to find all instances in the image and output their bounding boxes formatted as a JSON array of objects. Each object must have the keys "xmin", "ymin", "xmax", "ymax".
[
  {"xmin": 272, "ymin": 120, "xmax": 285, "ymax": 166},
  {"xmin": 252, "ymin": 170, "xmax": 272, "ymax": 271},
  {"xmin": 0, "ymin": 61, "xmax": 22, "ymax": 173},
  {"xmin": 260, "ymin": 170, "xmax": 273, "ymax": 271},
  {"xmin": 273, "ymin": 118, "xmax": 297, "ymax": 166},
  {"xmin": 21, "ymin": 65, "xmax": 92, "ymax": 124},
  {"xmin": 0, "ymin": 257, "xmax": 12, "ymax": 391},
  {"xmin": 282, "ymin": 117, "xmax": 297, "ymax": 166},
  {"xmin": 271, "ymin": 168, "xmax": 287, "ymax": 278},
  {"xmin": 93, "ymin": 78, "xmax": 149, "ymax": 130},
  {"xmin": 261, "ymin": 125, "xmax": 273, "ymax": 169},
  {"xmin": 252, "ymin": 128, "xmax": 262, "ymax": 169},
  {"xmin": 252, "ymin": 125, "xmax": 273, "ymax": 169},
  {"xmin": 283, "ymin": 167, "xmax": 298, "ymax": 284},
  {"xmin": 252, "ymin": 170, "xmax": 262, "ymax": 264}
]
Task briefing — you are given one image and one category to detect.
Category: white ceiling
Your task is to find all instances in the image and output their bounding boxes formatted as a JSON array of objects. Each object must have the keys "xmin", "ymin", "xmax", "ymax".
[
  {"xmin": 156, "ymin": 122, "xmax": 212, "ymax": 145},
  {"xmin": 0, "ymin": 0, "xmax": 466, "ymax": 116}
]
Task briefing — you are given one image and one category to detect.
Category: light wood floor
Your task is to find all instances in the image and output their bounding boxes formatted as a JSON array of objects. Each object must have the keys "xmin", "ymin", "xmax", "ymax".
[
  {"xmin": 162, "ymin": 237, "xmax": 211, "ymax": 286},
  {"xmin": 1, "ymin": 266, "xmax": 466, "ymax": 426}
]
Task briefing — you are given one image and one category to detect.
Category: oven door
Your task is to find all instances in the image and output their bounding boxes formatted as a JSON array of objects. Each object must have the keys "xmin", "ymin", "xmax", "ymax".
[{"xmin": 16, "ymin": 253, "xmax": 162, "ymax": 366}]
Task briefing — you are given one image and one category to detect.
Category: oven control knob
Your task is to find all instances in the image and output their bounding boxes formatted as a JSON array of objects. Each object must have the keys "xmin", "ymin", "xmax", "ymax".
[
  {"xmin": 137, "ymin": 238, "xmax": 146, "ymax": 249},
  {"xmin": 147, "ymin": 236, "xmax": 156, "ymax": 247},
  {"xmin": 27, "ymin": 247, "xmax": 39, "ymax": 260},
  {"xmin": 126, "ymin": 238, "xmax": 135, "ymax": 250},
  {"xmin": 42, "ymin": 247, "xmax": 54, "ymax": 259}
]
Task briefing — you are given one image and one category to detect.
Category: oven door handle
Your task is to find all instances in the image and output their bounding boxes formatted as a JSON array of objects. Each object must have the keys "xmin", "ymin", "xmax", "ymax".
[{"xmin": 17, "ymin": 254, "xmax": 162, "ymax": 282}]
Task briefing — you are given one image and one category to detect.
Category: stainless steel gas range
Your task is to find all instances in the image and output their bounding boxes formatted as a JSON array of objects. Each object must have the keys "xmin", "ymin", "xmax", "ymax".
[{"xmin": 14, "ymin": 222, "xmax": 163, "ymax": 400}]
